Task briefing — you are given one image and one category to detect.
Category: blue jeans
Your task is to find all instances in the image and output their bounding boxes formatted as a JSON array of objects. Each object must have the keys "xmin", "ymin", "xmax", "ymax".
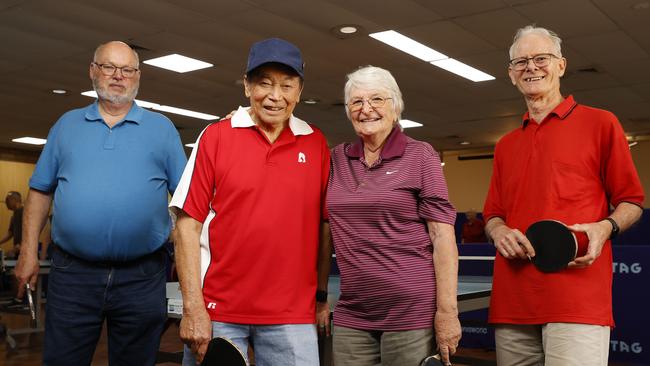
[
  {"xmin": 43, "ymin": 245, "xmax": 167, "ymax": 366},
  {"xmin": 183, "ymin": 321, "xmax": 318, "ymax": 366}
]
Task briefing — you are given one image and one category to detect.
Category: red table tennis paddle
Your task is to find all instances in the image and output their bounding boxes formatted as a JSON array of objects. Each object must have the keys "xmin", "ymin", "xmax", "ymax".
[
  {"xmin": 201, "ymin": 337, "xmax": 247, "ymax": 366},
  {"xmin": 525, "ymin": 220, "xmax": 577, "ymax": 273}
]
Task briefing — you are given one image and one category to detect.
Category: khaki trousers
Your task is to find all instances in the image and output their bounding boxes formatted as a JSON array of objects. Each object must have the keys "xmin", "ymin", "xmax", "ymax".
[
  {"xmin": 495, "ymin": 323, "xmax": 610, "ymax": 366},
  {"xmin": 332, "ymin": 325, "xmax": 434, "ymax": 366}
]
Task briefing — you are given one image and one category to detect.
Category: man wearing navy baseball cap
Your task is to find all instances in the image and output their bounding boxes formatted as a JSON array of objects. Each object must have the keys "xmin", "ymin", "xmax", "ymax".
[{"xmin": 172, "ymin": 38, "xmax": 331, "ymax": 366}]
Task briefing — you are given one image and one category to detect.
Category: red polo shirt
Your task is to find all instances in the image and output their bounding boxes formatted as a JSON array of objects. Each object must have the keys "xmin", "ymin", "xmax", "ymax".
[
  {"xmin": 483, "ymin": 95, "xmax": 644, "ymax": 326},
  {"xmin": 171, "ymin": 107, "xmax": 330, "ymax": 324}
]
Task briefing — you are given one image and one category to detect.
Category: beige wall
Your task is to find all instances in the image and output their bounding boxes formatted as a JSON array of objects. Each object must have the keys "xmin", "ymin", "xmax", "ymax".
[
  {"xmin": 0, "ymin": 160, "xmax": 43, "ymax": 254},
  {"xmin": 443, "ymin": 140, "xmax": 650, "ymax": 213}
]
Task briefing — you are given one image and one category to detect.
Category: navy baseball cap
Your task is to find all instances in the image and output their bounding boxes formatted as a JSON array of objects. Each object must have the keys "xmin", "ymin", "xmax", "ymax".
[{"xmin": 246, "ymin": 38, "xmax": 304, "ymax": 78}]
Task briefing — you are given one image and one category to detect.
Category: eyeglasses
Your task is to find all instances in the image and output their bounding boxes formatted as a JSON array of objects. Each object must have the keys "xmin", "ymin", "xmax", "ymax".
[
  {"xmin": 347, "ymin": 96, "xmax": 392, "ymax": 112},
  {"xmin": 508, "ymin": 53, "xmax": 560, "ymax": 71},
  {"xmin": 92, "ymin": 62, "xmax": 139, "ymax": 78}
]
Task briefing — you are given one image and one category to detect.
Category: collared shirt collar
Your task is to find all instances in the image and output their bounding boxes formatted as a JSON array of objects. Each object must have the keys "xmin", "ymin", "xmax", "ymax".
[
  {"xmin": 345, "ymin": 127, "xmax": 407, "ymax": 160},
  {"xmin": 84, "ymin": 100, "xmax": 144, "ymax": 125},
  {"xmin": 522, "ymin": 95, "xmax": 577, "ymax": 128},
  {"xmin": 230, "ymin": 106, "xmax": 313, "ymax": 136}
]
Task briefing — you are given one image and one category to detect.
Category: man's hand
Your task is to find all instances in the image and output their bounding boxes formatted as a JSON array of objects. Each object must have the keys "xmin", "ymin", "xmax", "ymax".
[
  {"xmin": 316, "ymin": 301, "xmax": 331, "ymax": 337},
  {"xmin": 14, "ymin": 249, "xmax": 40, "ymax": 299},
  {"xmin": 179, "ymin": 307, "xmax": 212, "ymax": 364},
  {"xmin": 567, "ymin": 220, "xmax": 611, "ymax": 268},
  {"xmin": 434, "ymin": 311, "xmax": 461, "ymax": 365},
  {"xmin": 490, "ymin": 224, "xmax": 535, "ymax": 260}
]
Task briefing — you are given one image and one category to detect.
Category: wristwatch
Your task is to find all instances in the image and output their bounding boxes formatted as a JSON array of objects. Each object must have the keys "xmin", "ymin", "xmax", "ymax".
[
  {"xmin": 604, "ymin": 217, "xmax": 619, "ymax": 239},
  {"xmin": 316, "ymin": 290, "xmax": 328, "ymax": 303}
]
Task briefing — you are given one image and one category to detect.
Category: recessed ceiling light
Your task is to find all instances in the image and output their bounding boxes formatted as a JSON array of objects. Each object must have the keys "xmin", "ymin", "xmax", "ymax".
[
  {"xmin": 399, "ymin": 119, "xmax": 423, "ymax": 128},
  {"xmin": 143, "ymin": 54, "xmax": 213, "ymax": 73},
  {"xmin": 13, "ymin": 137, "xmax": 47, "ymax": 145},
  {"xmin": 369, "ymin": 30, "xmax": 495, "ymax": 82},
  {"xmin": 331, "ymin": 24, "xmax": 363, "ymax": 39},
  {"xmin": 339, "ymin": 26, "xmax": 358, "ymax": 34},
  {"xmin": 81, "ymin": 91, "xmax": 219, "ymax": 120},
  {"xmin": 52, "ymin": 89, "xmax": 67, "ymax": 94},
  {"xmin": 460, "ymin": 141, "xmax": 471, "ymax": 145}
]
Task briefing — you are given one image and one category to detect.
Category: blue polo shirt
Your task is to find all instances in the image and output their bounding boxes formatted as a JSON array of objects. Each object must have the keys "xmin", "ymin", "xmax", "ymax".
[{"xmin": 30, "ymin": 102, "xmax": 187, "ymax": 261}]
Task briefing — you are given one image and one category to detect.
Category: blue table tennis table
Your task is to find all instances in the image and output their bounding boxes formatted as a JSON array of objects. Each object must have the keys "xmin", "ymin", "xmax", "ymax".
[
  {"xmin": 166, "ymin": 275, "xmax": 492, "ymax": 317},
  {"xmin": 326, "ymin": 275, "xmax": 492, "ymax": 313},
  {"xmin": 166, "ymin": 276, "xmax": 491, "ymax": 365}
]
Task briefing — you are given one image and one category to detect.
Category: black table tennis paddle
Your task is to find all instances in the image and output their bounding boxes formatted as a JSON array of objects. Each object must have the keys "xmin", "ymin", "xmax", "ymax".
[
  {"xmin": 420, "ymin": 354, "xmax": 445, "ymax": 366},
  {"xmin": 201, "ymin": 337, "xmax": 247, "ymax": 366},
  {"xmin": 525, "ymin": 220, "xmax": 577, "ymax": 273}
]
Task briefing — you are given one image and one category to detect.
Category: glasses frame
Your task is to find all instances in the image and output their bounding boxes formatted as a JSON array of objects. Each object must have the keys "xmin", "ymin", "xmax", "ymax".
[
  {"xmin": 508, "ymin": 53, "xmax": 560, "ymax": 71},
  {"xmin": 347, "ymin": 96, "xmax": 392, "ymax": 112},
  {"xmin": 92, "ymin": 62, "xmax": 140, "ymax": 78}
]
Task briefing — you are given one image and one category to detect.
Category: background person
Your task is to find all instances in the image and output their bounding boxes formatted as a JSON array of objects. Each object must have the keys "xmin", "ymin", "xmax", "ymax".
[
  {"xmin": 461, "ymin": 209, "xmax": 487, "ymax": 243},
  {"xmin": 0, "ymin": 191, "xmax": 24, "ymax": 258}
]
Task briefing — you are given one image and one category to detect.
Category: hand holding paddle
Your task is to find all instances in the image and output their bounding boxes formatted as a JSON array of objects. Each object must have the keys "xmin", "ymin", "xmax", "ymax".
[
  {"xmin": 179, "ymin": 306, "xmax": 212, "ymax": 363},
  {"xmin": 488, "ymin": 220, "xmax": 535, "ymax": 260},
  {"xmin": 567, "ymin": 220, "xmax": 612, "ymax": 268},
  {"xmin": 434, "ymin": 311, "xmax": 460, "ymax": 365}
]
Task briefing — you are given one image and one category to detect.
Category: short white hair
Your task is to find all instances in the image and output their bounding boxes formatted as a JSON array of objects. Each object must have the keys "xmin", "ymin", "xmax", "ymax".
[
  {"xmin": 343, "ymin": 66, "xmax": 404, "ymax": 123},
  {"xmin": 509, "ymin": 25, "xmax": 562, "ymax": 60}
]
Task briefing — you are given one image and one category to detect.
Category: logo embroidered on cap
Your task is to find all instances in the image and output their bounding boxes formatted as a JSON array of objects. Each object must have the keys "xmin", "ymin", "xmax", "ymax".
[{"xmin": 298, "ymin": 152, "xmax": 306, "ymax": 163}]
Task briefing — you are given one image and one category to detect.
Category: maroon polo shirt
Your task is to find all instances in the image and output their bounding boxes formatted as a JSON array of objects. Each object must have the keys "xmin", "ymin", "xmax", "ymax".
[{"xmin": 327, "ymin": 127, "xmax": 456, "ymax": 330}]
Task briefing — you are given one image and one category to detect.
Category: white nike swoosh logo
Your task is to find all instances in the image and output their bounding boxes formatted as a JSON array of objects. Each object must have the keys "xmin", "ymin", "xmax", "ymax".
[{"xmin": 386, "ymin": 171, "xmax": 398, "ymax": 175}]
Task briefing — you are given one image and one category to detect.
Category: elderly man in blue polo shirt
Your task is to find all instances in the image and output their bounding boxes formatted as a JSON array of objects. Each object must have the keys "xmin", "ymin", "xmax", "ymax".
[{"xmin": 14, "ymin": 41, "xmax": 187, "ymax": 366}]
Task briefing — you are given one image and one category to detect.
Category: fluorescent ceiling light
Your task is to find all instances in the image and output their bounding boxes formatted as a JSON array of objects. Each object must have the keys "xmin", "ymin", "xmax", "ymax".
[
  {"xmin": 81, "ymin": 91, "xmax": 219, "ymax": 120},
  {"xmin": 143, "ymin": 54, "xmax": 213, "ymax": 73},
  {"xmin": 432, "ymin": 58, "xmax": 495, "ymax": 82},
  {"xmin": 399, "ymin": 119, "xmax": 423, "ymax": 128},
  {"xmin": 81, "ymin": 90, "xmax": 98, "ymax": 98},
  {"xmin": 155, "ymin": 105, "xmax": 218, "ymax": 120},
  {"xmin": 369, "ymin": 30, "xmax": 495, "ymax": 82},
  {"xmin": 370, "ymin": 30, "xmax": 447, "ymax": 62},
  {"xmin": 13, "ymin": 137, "xmax": 47, "ymax": 145}
]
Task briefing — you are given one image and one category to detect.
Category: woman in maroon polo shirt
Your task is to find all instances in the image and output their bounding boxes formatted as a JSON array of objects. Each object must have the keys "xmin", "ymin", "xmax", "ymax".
[{"xmin": 324, "ymin": 66, "xmax": 461, "ymax": 366}]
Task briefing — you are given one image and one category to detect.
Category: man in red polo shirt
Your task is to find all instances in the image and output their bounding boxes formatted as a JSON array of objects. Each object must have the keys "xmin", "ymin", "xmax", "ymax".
[
  {"xmin": 483, "ymin": 25, "xmax": 644, "ymax": 365},
  {"xmin": 171, "ymin": 38, "xmax": 330, "ymax": 366}
]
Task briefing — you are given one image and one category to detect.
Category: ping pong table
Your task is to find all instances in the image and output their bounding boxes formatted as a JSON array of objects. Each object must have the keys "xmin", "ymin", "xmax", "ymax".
[{"xmin": 166, "ymin": 276, "xmax": 491, "ymax": 365}]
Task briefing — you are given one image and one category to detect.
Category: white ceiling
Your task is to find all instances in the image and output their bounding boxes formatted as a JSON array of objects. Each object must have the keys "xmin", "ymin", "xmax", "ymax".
[{"xmin": 1, "ymin": 0, "xmax": 649, "ymax": 154}]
